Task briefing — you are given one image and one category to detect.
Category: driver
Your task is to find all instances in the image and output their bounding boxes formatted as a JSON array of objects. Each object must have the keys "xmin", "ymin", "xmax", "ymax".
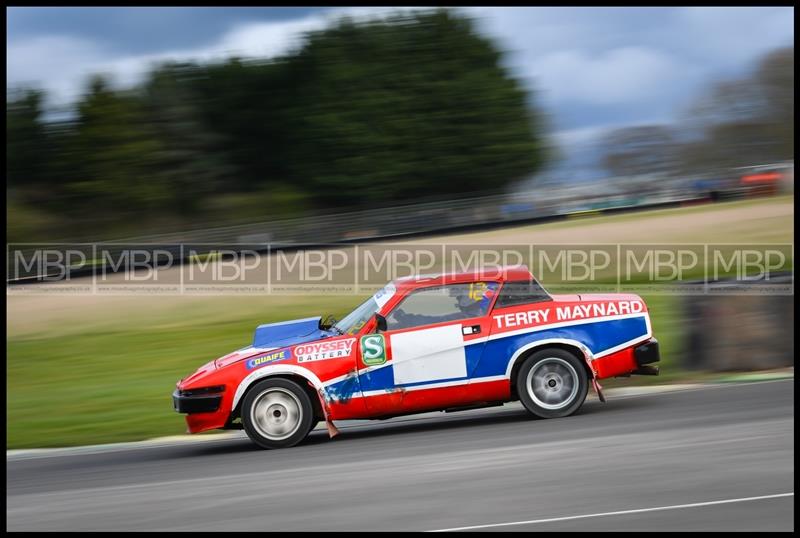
[
  {"xmin": 391, "ymin": 282, "xmax": 497, "ymax": 329},
  {"xmin": 456, "ymin": 281, "xmax": 497, "ymax": 317}
]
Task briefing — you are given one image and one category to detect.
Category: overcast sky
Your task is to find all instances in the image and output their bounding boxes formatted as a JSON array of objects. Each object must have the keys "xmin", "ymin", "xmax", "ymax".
[{"xmin": 6, "ymin": 6, "xmax": 794, "ymax": 175}]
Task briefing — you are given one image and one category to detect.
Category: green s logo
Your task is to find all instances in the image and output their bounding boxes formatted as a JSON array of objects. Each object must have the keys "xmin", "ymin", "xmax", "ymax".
[{"xmin": 360, "ymin": 334, "xmax": 387, "ymax": 366}]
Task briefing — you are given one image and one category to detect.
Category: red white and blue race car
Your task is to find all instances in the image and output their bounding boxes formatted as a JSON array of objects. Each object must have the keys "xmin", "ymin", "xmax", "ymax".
[{"xmin": 173, "ymin": 266, "xmax": 660, "ymax": 449}]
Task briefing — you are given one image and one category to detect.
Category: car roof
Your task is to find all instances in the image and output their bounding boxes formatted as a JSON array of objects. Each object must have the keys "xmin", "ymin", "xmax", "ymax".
[{"xmin": 392, "ymin": 265, "xmax": 533, "ymax": 290}]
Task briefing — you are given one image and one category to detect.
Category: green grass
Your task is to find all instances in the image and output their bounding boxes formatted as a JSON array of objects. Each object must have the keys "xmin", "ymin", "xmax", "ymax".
[
  {"xmin": 7, "ymin": 294, "xmax": 684, "ymax": 448},
  {"xmin": 6, "ymin": 196, "xmax": 794, "ymax": 448},
  {"xmin": 7, "ymin": 297, "xmax": 354, "ymax": 448},
  {"xmin": 0, "ymin": 288, "xmax": 727, "ymax": 448}
]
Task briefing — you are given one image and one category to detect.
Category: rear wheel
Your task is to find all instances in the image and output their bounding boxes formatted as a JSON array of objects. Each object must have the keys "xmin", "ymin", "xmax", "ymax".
[
  {"xmin": 516, "ymin": 349, "xmax": 589, "ymax": 419},
  {"xmin": 242, "ymin": 378, "xmax": 314, "ymax": 449}
]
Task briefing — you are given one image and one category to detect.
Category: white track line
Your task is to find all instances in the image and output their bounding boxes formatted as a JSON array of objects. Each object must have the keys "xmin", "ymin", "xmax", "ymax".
[{"xmin": 427, "ymin": 492, "xmax": 795, "ymax": 532}]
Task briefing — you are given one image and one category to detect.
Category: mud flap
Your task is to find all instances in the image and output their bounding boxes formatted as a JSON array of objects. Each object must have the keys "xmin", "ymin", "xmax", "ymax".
[
  {"xmin": 315, "ymin": 386, "xmax": 340, "ymax": 439},
  {"xmin": 325, "ymin": 420, "xmax": 341, "ymax": 438},
  {"xmin": 591, "ymin": 378, "xmax": 607, "ymax": 403},
  {"xmin": 580, "ymin": 348, "xmax": 606, "ymax": 403}
]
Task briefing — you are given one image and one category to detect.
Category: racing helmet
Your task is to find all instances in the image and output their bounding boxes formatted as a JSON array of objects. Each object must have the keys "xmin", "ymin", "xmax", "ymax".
[{"xmin": 453, "ymin": 282, "xmax": 497, "ymax": 312}]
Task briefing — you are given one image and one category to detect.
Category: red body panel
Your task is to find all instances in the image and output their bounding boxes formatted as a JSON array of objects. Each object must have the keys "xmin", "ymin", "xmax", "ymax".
[{"xmin": 592, "ymin": 347, "xmax": 639, "ymax": 379}]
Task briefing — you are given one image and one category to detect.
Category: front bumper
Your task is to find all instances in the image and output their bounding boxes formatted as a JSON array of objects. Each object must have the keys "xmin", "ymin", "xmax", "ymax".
[{"xmin": 172, "ymin": 389, "xmax": 223, "ymax": 414}]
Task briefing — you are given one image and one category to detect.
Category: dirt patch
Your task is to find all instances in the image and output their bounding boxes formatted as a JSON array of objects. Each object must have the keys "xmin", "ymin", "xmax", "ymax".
[
  {"xmin": 7, "ymin": 198, "xmax": 793, "ymax": 337},
  {"xmin": 434, "ymin": 198, "xmax": 794, "ymax": 245}
]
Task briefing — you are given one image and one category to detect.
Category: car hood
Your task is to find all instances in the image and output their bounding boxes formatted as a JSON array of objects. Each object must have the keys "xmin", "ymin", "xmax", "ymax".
[
  {"xmin": 252, "ymin": 316, "xmax": 330, "ymax": 348},
  {"xmin": 214, "ymin": 316, "xmax": 336, "ymax": 369}
]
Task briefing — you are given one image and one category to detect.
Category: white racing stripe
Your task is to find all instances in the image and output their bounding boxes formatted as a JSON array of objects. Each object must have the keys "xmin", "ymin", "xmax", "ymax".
[{"xmin": 427, "ymin": 492, "xmax": 795, "ymax": 532}]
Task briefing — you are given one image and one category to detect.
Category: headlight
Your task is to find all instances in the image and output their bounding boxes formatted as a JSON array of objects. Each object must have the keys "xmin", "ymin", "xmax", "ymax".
[{"xmin": 179, "ymin": 385, "xmax": 226, "ymax": 397}]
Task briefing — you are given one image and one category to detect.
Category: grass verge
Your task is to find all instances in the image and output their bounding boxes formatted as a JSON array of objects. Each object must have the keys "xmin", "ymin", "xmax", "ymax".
[{"xmin": 7, "ymin": 196, "xmax": 793, "ymax": 448}]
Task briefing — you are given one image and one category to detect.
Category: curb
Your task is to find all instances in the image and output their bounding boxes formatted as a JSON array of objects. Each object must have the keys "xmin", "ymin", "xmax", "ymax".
[
  {"xmin": 6, "ymin": 432, "xmax": 246, "ymax": 460},
  {"xmin": 711, "ymin": 370, "xmax": 794, "ymax": 384},
  {"xmin": 7, "ymin": 376, "xmax": 793, "ymax": 460}
]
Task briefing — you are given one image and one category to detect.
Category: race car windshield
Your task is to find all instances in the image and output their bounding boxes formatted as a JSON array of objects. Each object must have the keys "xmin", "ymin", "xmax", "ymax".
[
  {"xmin": 333, "ymin": 296, "xmax": 380, "ymax": 336},
  {"xmin": 333, "ymin": 283, "xmax": 397, "ymax": 335}
]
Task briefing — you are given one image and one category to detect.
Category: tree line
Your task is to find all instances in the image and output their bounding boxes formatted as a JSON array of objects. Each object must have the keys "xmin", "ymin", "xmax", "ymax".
[{"xmin": 7, "ymin": 10, "xmax": 548, "ymax": 241}]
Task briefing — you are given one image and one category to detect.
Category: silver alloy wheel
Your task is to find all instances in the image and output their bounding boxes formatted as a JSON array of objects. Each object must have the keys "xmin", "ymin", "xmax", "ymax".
[
  {"xmin": 250, "ymin": 387, "xmax": 303, "ymax": 441},
  {"xmin": 526, "ymin": 357, "xmax": 580, "ymax": 410}
]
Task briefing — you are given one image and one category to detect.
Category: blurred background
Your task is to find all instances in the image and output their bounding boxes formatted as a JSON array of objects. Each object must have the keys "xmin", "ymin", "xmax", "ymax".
[
  {"xmin": 5, "ymin": 7, "xmax": 794, "ymax": 449},
  {"xmin": 6, "ymin": 7, "xmax": 794, "ymax": 242}
]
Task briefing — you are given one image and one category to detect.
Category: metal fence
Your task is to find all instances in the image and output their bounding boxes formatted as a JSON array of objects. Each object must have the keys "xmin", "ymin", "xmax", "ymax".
[
  {"xmin": 12, "ymin": 156, "xmax": 794, "ymax": 284},
  {"xmin": 110, "ymin": 187, "xmax": 701, "ymax": 245},
  {"xmin": 8, "ymin": 185, "xmax": 704, "ymax": 283}
]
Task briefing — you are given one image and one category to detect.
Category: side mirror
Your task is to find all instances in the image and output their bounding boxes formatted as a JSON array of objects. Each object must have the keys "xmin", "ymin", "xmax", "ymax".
[
  {"xmin": 374, "ymin": 313, "xmax": 387, "ymax": 333},
  {"xmin": 319, "ymin": 314, "xmax": 337, "ymax": 330}
]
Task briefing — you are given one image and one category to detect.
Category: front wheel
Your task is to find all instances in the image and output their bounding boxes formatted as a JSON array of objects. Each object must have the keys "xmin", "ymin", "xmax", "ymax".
[
  {"xmin": 242, "ymin": 378, "xmax": 315, "ymax": 449},
  {"xmin": 516, "ymin": 349, "xmax": 589, "ymax": 419}
]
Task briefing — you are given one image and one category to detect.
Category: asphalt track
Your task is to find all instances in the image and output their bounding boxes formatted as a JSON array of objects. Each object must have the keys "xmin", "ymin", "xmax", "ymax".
[{"xmin": 6, "ymin": 379, "xmax": 794, "ymax": 531}]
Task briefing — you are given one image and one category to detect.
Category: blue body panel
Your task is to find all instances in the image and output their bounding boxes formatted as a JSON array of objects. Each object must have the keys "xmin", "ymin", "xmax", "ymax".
[
  {"xmin": 252, "ymin": 316, "xmax": 335, "ymax": 349},
  {"xmin": 328, "ymin": 316, "xmax": 648, "ymax": 396},
  {"xmin": 473, "ymin": 316, "xmax": 648, "ymax": 378}
]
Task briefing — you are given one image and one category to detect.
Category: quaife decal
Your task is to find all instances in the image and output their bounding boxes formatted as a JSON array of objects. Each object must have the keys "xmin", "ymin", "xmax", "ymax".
[
  {"xmin": 295, "ymin": 338, "xmax": 355, "ymax": 363},
  {"xmin": 246, "ymin": 349, "xmax": 291, "ymax": 370},
  {"xmin": 360, "ymin": 334, "xmax": 387, "ymax": 366}
]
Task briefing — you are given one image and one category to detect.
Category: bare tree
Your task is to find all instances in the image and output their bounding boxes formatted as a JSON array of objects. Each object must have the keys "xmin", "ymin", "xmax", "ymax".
[
  {"xmin": 602, "ymin": 125, "xmax": 679, "ymax": 177},
  {"xmin": 679, "ymin": 46, "xmax": 793, "ymax": 171}
]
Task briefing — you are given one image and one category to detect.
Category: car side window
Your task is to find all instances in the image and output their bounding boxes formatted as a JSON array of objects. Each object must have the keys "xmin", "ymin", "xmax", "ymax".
[
  {"xmin": 494, "ymin": 279, "xmax": 552, "ymax": 308},
  {"xmin": 387, "ymin": 282, "xmax": 498, "ymax": 331}
]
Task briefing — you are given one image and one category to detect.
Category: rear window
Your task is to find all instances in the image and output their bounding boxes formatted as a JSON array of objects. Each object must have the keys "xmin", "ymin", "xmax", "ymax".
[{"xmin": 494, "ymin": 279, "xmax": 551, "ymax": 308}]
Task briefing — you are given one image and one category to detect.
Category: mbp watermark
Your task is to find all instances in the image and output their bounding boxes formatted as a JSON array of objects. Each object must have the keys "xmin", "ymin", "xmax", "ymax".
[
  {"xmin": 533, "ymin": 244, "xmax": 617, "ymax": 293},
  {"xmin": 6, "ymin": 242, "xmax": 794, "ymax": 296},
  {"xmin": 181, "ymin": 246, "xmax": 268, "ymax": 295},
  {"xmin": 10, "ymin": 246, "xmax": 92, "ymax": 281},
  {"xmin": 358, "ymin": 244, "xmax": 441, "ymax": 285}
]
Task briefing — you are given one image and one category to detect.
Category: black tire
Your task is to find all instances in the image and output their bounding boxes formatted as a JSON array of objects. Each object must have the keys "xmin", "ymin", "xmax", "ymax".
[
  {"xmin": 516, "ymin": 348, "xmax": 589, "ymax": 419},
  {"xmin": 241, "ymin": 378, "xmax": 315, "ymax": 449}
]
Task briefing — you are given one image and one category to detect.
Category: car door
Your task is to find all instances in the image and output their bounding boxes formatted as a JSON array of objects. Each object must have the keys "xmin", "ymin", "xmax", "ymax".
[{"xmin": 357, "ymin": 281, "xmax": 498, "ymax": 415}]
